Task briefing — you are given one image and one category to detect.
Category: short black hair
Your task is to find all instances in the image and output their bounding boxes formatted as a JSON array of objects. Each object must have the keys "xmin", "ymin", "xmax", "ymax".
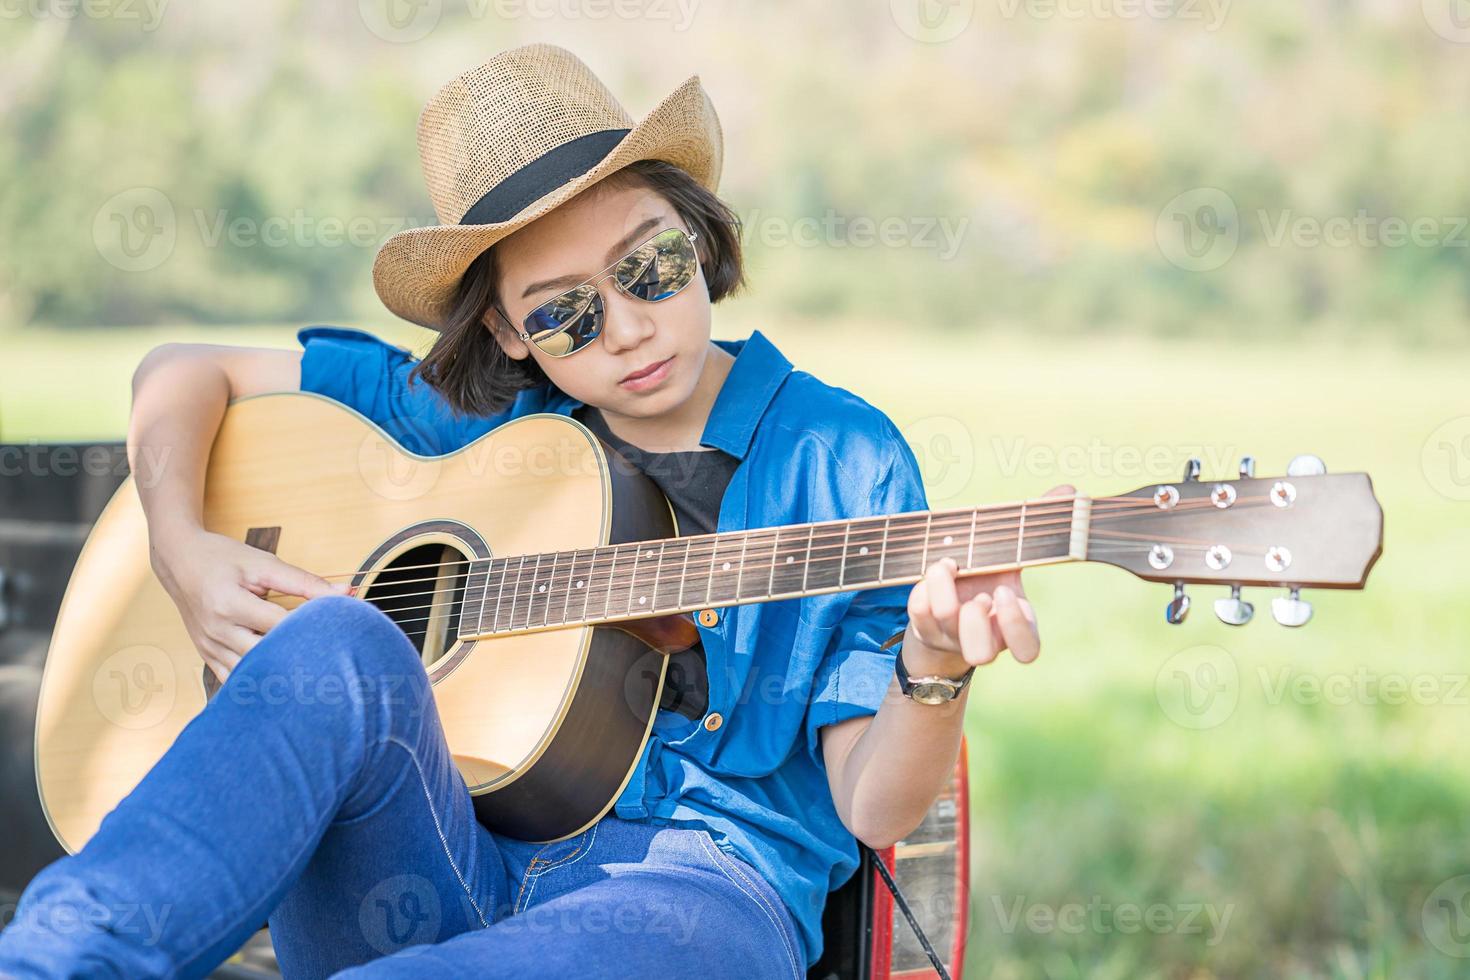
[{"xmin": 408, "ymin": 159, "xmax": 747, "ymax": 418}]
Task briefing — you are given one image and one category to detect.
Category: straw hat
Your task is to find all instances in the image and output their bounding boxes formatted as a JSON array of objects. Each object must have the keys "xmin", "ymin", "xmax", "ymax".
[{"xmin": 371, "ymin": 43, "xmax": 724, "ymax": 331}]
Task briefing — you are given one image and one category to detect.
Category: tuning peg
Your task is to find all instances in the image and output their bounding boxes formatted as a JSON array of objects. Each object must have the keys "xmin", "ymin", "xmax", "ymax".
[
  {"xmin": 1239, "ymin": 456, "xmax": 1255, "ymax": 479},
  {"xmin": 1165, "ymin": 583, "xmax": 1191, "ymax": 624},
  {"xmin": 1271, "ymin": 588, "xmax": 1313, "ymax": 627},
  {"xmin": 1214, "ymin": 585, "xmax": 1254, "ymax": 625},
  {"xmin": 1286, "ymin": 454, "xmax": 1326, "ymax": 477},
  {"xmin": 1182, "ymin": 458, "xmax": 1202, "ymax": 482}
]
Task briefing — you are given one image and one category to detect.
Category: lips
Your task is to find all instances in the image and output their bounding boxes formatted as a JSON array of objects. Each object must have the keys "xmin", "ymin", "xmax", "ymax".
[{"xmin": 621, "ymin": 356, "xmax": 672, "ymax": 383}]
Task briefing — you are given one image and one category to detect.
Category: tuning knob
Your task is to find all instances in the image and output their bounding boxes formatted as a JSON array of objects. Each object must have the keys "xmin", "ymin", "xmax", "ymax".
[
  {"xmin": 1166, "ymin": 583, "xmax": 1191, "ymax": 624},
  {"xmin": 1182, "ymin": 458, "xmax": 1202, "ymax": 482},
  {"xmin": 1214, "ymin": 585, "xmax": 1254, "ymax": 625},
  {"xmin": 1271, "ymin": 588, "xmax": 1313, "ymax": 627},
  {"xmin": 1239, "ymin": 456, "xmax": 1256, "ymax": 479},
  {"xmin": 1286, "ymin": 454, "xmax": 1326, "ymax": 477}
]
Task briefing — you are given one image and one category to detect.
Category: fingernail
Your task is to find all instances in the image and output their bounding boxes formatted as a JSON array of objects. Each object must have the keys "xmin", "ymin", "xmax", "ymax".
[{"xmin": 995, "ymin": 585, "xmax": 1014, "ymax": 604}]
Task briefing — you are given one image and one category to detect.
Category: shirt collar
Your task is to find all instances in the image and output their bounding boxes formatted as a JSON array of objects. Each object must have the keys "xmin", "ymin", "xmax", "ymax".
[{"xmin": 547, "ymin": 328, "xmax": 793, "ymax": 461}]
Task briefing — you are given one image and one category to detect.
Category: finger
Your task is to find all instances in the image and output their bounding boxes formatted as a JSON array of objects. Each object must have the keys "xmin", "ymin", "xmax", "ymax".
[
  {"xmin": 924, "ymin": 558, "xmax": 962, "ymax": 642},
  {"xmin": 232, "ymin": 593, "xmax": 290, "ymax": 636},
  {"xmin": 1043, "ymin": 483, "xmax": 1076, "ymax": 498},
  {"xmin": 959, "ymin": 593, "xmax": 999, "ymax": 666},
  {"xmin": 253, "ymin": 558, "xmax": 350, "ymax": 600},
  {"xmin": 200, "ymin": 639, "xmax": 241, "ymax": 678},
  {"xmin": 906, "ymin": 579, "xmax": 942, "ymax": 649},
  {"xmin": 993, "ymin": 584, "xmax": 1041, "ymax": 663}
]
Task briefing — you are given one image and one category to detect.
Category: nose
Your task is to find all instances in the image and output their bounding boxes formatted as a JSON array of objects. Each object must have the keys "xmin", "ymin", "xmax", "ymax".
[{"xmin": 596, "ymin": 283, "xmax": 657, "ymax": 356}]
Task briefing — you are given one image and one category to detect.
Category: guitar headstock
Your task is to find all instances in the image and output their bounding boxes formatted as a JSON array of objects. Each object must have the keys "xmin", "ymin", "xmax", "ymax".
[{"xmin": 1085, "ymin": 455, "xmax": 1383, "ymax": 626}]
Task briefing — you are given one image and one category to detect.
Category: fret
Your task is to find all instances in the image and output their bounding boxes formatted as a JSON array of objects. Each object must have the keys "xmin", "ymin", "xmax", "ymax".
[
  {"xmin": 558, "ymin": 549, "xmax": 582, "ymax": 625},
  {"xmin": 626, "ymin": 543, "xmax": 643, "ymax": 616},
  {"xmin": 971, "ymin": 504, "xmax": 1026, "ymax": 568},
  {"xmin": 805, "ymin": 521, "xmax": 845, "ymax": 591},
  {"xmin": 877, "ymin": 517, "xmax": 892, "ymax": 581},
  {"xmin": 740, "ymin": 528, "xmax": 779, "ymax": 601},
  {"xmin": 536, "ymin": 551, "xmax": 560, "ymax": 627},
  {"xmin": 966, "ymin": 508, "xmax": 977, "ymax": 569},
  {"xmin": 707, "ymin": 532, "xmax": 743, "ymax": 604},
  {"xmin": 639, "ymin": 541, "xmax": 665, "ymax": 613},
  {"xmin": 547, "ymin": 550, "xmax": 570, "ymax": 626},
  {"xmin": 732, "ymin": 532, "xmax": 751, "ymax": 603},
  {"xmin": 600, "ymin": 544, "xmax": 622, "ymax": 620},
  {"xmin": 881, "ymin": 514, "xmax": 927, "ymax": 580},
  {"xmin": 927, "ymin": 511, "xmax": 971, "ymax": 568},
  {"xmin": 557, "ymin": 549, "xmax": 581, "ymax": 625},
  {"xmin": 841, "ymin": 516, "xmax": 886, "ymax": 586},
  {"xmin": 490, "ymin": 557, "xmax": 514, "ymax": 633},
  {"xmin": 505, "ymin": 555, "xmax": 529, "ymax": 631},
  {"xmin": 800, "ymin": 524, "xmax": 815, "ymax": 593},
  {"xmin": 472, "ymin": 557, "xmax": 492, "ymax": 633},
  {"xmin": 655, "ymin": 539, "xmax": 689, "ymax": 612},
  {"xmin": 685, "ymin": 534, "xmax": 717, "ymax": 606},
  {"xmin": 770, "ymin": 525, "xmax": 808, "ymax": 597},
  {"xmin": 515, "ymin": 553, "xmax": 545, "ymax": 630},
  {"xmin": 1019, "ymin": 500, "xmax": 1073, "ymax": 564},
  {"xmin": 1016, "ymin": 502, "xmax": 1027, "ymax": 565},
  {"xmin": 576, "ymin": 548, "xmax": 595, "ymax": 623}
]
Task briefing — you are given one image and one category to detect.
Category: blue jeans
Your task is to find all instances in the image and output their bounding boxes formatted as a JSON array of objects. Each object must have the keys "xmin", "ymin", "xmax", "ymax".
[{"xmin": 0, "ymin": 595, "xmax": 806, "ymax": 979}]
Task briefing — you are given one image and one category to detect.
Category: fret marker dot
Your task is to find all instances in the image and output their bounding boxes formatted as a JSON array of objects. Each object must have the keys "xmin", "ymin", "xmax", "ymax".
[
  {"xmin": 639, "ymin": 596, "xmax": 647, "ymax": 604},
  {"xmin": 723, "ymin": 561, "xmax": 731, "ymax": 570},
  {"xmin": 538, "ymin": 584, "xmax": 546, "ymax": 592},
  {"xmin": 576, "ymin": 580, "xmax": 584, "ymax": 588},
  {"xmin": 785, "ymin": 555, "xmax": 794, "ymax": 564},
  {"xmin": 943, "ymin": 535, "xmax": 953, "ymax": 545},
  {"xmin": 859, "ymin": 546, "xmax": 869, "ymax": 555},
  {"xmin": 645, "ymin": 549, "xmax": 654, "ymax": 558}
]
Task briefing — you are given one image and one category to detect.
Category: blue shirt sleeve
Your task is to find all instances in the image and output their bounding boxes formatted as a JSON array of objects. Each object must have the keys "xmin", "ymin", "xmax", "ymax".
[
  {"xmin": 296, "ymin": 325, "xmax": 512, "ymax": 457},
  {"xmin": 802, "ymin": 419, "xmax": 930, "ymax": 763}
]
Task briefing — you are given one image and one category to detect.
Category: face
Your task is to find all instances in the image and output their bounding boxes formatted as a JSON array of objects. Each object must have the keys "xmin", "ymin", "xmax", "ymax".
[{"xmin": 484, "ymin": 180, "xmax": 714, "ymax": 419}]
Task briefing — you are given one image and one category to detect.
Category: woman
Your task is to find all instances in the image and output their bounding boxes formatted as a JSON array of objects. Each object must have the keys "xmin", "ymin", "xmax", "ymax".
[{"xmin": 0, "ymin": 44, "xmax": 1052, "ymax": 979}]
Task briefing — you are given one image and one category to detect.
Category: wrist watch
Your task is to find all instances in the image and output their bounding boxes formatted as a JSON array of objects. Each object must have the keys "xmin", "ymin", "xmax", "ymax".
[{"xmin": 881, "ymin": 628, "xmax": 975, "ymax": 705}]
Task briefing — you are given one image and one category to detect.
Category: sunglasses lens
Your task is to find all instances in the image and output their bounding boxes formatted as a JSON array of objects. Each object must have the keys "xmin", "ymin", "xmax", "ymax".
[
  {"xmin": 616, "ymin": 228, "xmax": 698, "ymax": 302},
  {"xmin": 525, "ymin": 284, "xmax": 602, "ymax": 356}
]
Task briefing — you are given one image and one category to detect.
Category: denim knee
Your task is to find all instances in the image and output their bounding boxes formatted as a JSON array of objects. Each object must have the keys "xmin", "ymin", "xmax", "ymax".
[{"xmin": 237, "ymin": 594, "xmax": 429, "ymax": 710}]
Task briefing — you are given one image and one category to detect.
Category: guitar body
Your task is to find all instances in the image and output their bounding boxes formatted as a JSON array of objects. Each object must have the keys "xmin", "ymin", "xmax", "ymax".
[{"xmin": 35, "ymin": 392, "xmax": 696, "ymax": 853}]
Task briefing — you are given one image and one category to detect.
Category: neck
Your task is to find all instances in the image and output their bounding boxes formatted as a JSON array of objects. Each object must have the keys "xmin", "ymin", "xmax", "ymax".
[
  {"xmin": 598, "ymin": 340, "xmax": 733, "ymax": 453},
  {"xmin": 463, "ymin": 495, "xmax": 1092, "ymax": 639}
]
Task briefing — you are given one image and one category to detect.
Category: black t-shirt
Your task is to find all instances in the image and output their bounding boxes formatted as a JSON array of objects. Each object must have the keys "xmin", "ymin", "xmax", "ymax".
[{"xmin": 573, "ymin": 405, "xmax": 740, "ymax": 722}]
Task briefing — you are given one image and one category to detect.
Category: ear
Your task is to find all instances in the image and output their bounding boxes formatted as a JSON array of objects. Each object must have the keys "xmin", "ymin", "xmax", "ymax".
[{"xmin": 483, "ymin": 304, "xmax": 532, "ymax": 361}]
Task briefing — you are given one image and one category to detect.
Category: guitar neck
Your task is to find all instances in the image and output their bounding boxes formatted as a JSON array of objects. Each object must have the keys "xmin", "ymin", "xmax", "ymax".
[{"xmin": 461, "ymin": 496, "xmax": 1092, "ymax": 639}]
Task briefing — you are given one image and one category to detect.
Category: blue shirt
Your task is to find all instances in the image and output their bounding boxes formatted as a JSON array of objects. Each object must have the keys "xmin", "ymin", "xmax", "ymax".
[{"xmin": 295, "ymin": 324, "xmax": 929, "ymax": 968}]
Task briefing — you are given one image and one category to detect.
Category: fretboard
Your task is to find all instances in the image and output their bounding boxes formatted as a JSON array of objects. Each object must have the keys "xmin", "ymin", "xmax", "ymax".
[{"xmin": 460, "ymin": 497, "xmax": 1090, "ymax": 639}]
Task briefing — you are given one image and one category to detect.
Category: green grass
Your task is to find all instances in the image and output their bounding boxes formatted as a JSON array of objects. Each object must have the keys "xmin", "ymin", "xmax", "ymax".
[{"xmin": 5, "ymin": 319, "xmax": 1468, "ymax": 978}]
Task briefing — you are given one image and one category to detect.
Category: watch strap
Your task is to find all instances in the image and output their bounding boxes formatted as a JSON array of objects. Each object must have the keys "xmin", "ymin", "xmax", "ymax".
[{"xmin": 885, "ymin": 627, "xmax": 975, "ymax": 698}]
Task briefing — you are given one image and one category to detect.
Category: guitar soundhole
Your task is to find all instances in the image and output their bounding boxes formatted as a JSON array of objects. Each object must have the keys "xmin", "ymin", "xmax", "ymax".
[{"xmin": 359, "ymin": 542, "xmax": 471, "ymax": 668}]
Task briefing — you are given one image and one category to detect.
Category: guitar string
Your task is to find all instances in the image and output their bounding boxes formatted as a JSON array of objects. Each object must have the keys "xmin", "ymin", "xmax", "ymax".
[
  {"xmin": 258, "ymin": 503, "xmax": 1274, "ymax": 630},
  {"xmin": 311, "ymin": 530, "xmax": 1274, "ymax": 635},
  {"xmin": 304, "ymin": 505, "xmax": 1250, "ymax": 610},
  {"xmin": 260, "ymin": 494, "xmax": 1250, "ymax": 594}
]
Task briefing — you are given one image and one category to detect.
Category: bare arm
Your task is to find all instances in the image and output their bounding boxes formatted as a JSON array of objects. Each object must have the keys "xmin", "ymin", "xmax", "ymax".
[{"xmin": 127, "ymin": 342, "xmax": 347, "ymax": 680}]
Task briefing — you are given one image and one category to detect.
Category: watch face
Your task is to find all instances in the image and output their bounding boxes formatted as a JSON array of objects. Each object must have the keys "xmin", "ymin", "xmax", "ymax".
[{"xmin": 911, "ymin": 681, "xmax": 953, "ymax": 705}]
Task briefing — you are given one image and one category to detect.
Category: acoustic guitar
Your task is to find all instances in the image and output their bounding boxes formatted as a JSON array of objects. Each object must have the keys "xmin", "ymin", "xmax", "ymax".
[{"xmin": 33, "ymin": 391, "xmax": 1384, "ymax": 852}]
